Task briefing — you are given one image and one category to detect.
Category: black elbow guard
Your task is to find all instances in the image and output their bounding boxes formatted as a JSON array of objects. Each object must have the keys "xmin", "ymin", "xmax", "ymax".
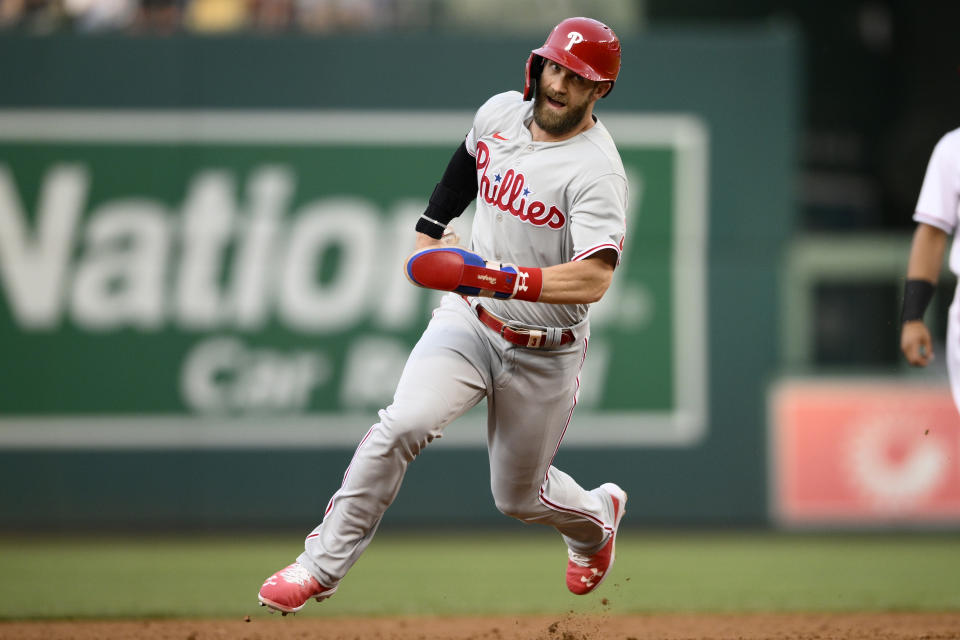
[{"xmin": 416, "ymin": 142, "xmax": 477, "ymax": 239}]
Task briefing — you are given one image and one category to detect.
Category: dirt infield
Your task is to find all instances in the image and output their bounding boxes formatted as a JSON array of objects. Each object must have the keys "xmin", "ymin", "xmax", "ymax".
[{"xmin": 2, "ymin": 613, "xmax": 959, "ymax": 640}]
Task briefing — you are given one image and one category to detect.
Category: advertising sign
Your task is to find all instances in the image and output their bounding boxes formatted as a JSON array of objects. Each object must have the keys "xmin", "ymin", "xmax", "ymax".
[
  {"xmin": 0, "ymin": 110, "xmax": 707, "ymax": 448},
  {"xmin": 771, "ymin": 379, "xmax": 960, "ymax": 526}
]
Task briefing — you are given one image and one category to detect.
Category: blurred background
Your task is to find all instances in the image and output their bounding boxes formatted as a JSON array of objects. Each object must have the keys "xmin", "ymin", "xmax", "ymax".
[{"xmin": 1, "ymin": 0, "xmax": 960, "ymax": 535}]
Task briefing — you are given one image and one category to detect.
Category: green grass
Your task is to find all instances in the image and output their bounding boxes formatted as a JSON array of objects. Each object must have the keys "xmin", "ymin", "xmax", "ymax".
[{"xmin": 0, "ymin": 531, "xmax": 958, "ymax": 620}]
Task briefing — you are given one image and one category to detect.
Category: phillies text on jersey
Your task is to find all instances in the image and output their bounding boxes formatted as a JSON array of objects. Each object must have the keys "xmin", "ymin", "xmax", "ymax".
[
  {"xmin": 464, "ymin": 91, "xmax": 628, "ymax": 328},
  {"xmin": 476, "ymin": 140, "xmax": 566, "ymax": 230}
]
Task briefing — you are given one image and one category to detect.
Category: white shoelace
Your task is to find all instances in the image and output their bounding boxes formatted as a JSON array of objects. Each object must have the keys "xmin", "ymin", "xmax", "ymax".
[
  {"xmin": 280, "ymin": 563, "xmax": 314, "ymax": 586},
  {"xmin": 567, "ymin": 548, "xmax": 593, "ymax": 567}
]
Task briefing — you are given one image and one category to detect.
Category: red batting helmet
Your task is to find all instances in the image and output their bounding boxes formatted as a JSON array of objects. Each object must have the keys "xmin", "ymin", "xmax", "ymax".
[{"xmin": 523, "ymin": 17, "xmax": 621, "ymax": 101}]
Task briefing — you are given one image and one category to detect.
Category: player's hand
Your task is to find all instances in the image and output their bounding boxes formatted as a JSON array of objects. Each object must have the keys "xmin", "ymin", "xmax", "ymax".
[
  {"xmin": 901, "ymin": 320, "xmax": 934, "ymax": 367},
  {"xmin": 440, "ymin": 225, "xmax": 461, "ymax": 246},
  {"xmin": 415, "ymin": 232, "xmax": 445, "ymax": 251}
]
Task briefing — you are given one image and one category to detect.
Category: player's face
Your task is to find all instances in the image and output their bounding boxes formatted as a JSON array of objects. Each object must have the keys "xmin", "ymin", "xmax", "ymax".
[{"xmin": 533, "ymin": 61, "xmax": 608, "ymax": 137}]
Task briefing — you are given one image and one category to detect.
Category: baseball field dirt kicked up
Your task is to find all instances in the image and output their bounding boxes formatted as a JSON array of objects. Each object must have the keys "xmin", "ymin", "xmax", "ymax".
[
  {"xmin": 3, "ymin": 613, "xmax": 960, "ymax": 640},
  {"xmin": 2, "ymin": 533, "xmax": 959, "ymax": 639}
]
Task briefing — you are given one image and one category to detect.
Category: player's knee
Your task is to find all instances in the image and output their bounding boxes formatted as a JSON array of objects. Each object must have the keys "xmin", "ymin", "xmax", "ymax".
[
  {"xmin": 493, "ymin": 493, "xmax": 543, "ymax": 523},
  {"xmin": 377, "ymin": 404, "xmax": 444, "ymax": 458}
]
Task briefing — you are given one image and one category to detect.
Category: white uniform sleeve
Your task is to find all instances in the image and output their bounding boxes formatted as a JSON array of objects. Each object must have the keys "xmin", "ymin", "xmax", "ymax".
[
  {"xmin": 465, "ymin": 91, "xmax": 523, "ymax": 157},
  {"xmin": 570, "ymin": 172, "xmax": 628, "ymax": 263},
  {"xmin": 914, "ymin": 128, "xmax": 960, "ymax": 235}
]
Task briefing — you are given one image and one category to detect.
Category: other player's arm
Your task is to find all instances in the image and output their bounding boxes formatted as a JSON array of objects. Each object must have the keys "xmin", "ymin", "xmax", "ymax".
[{"xmin": 901, "ymin": 222, "xmax": 948, "ymax": 366}]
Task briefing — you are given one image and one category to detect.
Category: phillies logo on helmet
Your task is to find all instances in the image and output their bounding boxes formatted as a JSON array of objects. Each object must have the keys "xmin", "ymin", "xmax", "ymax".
[
  {"xmin": 475, "ymin": 140, "xmax": 566, "ymax": 230},
  {"xmin": 565, "ymin": 31, "xmax": 584, "ymax": 51},
  {"xmin": 522, "ymin": 17, "xmax": 621, "ymax": 100}
]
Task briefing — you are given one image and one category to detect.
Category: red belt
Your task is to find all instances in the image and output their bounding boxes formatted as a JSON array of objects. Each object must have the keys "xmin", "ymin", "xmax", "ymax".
[{"xmin": 474, "ymin": 303, "xmax": 575, "ymax": 349}]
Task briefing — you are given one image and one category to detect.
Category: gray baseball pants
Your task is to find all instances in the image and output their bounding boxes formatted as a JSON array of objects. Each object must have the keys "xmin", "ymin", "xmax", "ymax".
[{"xmin": 298, "ymin": 293, "xmax": 615, "ymax": 587}]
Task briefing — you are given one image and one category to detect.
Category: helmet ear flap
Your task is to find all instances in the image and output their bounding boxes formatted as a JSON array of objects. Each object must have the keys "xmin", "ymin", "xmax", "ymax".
[{"xmin": 523, "ymin": 54, "xmax": 545, "ymax": 101}]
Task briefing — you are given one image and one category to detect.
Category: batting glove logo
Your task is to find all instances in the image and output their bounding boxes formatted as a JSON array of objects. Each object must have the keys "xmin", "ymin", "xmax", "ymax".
[{"xmin": 514, "ymin": 270, "xmax": 529, "ymax": 295}]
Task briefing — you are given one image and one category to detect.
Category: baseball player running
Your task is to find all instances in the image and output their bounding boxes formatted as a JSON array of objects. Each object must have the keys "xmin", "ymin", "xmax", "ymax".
[
  {"xmin": 901, "ymin": 127, "xmax": 960, "ymax": 410},
  {"xmin": 258, "ymin": 17, "xmax": 628, "ymax": 614}
]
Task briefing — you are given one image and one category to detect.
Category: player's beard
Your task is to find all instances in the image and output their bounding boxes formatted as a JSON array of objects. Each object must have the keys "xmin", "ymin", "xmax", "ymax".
[{"xmin": 532, "ymin": 84, "xmax": 592, "ymax": 136}]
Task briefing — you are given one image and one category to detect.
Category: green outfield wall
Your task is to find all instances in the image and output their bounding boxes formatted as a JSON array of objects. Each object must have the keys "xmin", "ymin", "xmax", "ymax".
[{"xmin": 0, "ymin": 27, "xmax": 798, "ymax": 528}]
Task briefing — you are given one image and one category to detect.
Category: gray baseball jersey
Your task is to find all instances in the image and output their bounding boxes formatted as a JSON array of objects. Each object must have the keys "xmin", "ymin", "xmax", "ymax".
[
  {"xmin": 297, "ymin": 91, "xmax": 628, "ymax": 589},
  {"xmin": 467, "ymin": 91, "xmax": 628, "ymax": 328}
]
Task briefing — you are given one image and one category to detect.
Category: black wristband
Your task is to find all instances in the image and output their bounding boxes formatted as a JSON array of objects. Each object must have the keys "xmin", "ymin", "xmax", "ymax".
[
  {"xmin": 415, "ymin": 214, "xmax": 447, "ymax": 239},
  {"xmin": 901, "ymin": 279, "xmax": 936, "ymax": 323}
]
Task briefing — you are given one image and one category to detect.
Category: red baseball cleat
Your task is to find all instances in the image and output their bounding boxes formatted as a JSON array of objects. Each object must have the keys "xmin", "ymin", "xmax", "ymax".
[
  {"xmin": 565, "ymin": 483, "xmax": 627, "ymax": 595},
  {"xmin": 258, "ymin": 562, "xmax": 338, "ymax": 614}
]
